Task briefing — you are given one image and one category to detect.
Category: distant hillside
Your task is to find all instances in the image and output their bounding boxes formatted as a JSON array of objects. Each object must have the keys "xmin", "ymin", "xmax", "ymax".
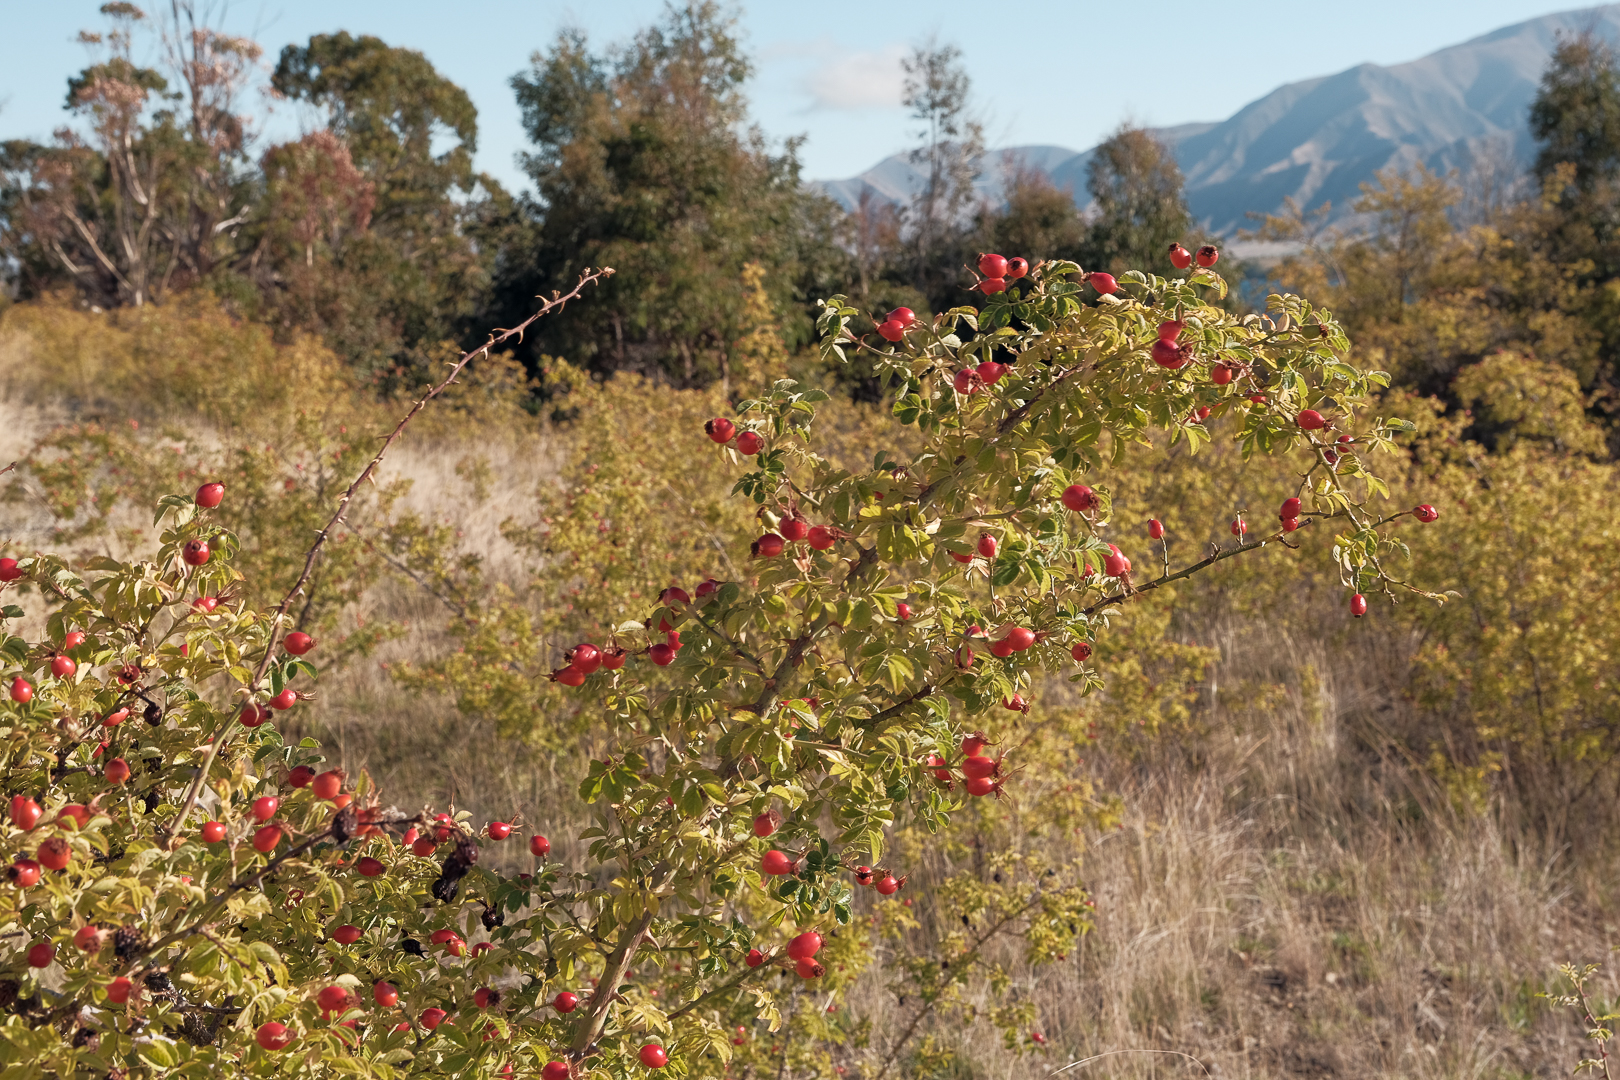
[{"xmin": 816, "ymin": 4, "xmax": 1620, "ymax": 234}]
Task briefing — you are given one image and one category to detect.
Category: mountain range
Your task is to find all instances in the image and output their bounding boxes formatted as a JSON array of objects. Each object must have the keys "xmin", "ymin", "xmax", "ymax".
[{"xmin": 816, "ymin": 4, "xmax": 1620, "ymax": 236}]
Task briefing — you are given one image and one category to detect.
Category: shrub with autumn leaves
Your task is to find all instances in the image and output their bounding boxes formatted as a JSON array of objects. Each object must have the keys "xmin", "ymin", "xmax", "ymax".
[{"xmin": 0, "ymin": 255, "xmax": 1441, "ymax": 1077}]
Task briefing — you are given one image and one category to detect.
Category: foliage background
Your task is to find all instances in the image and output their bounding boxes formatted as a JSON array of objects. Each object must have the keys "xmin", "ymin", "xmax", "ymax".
[{"xmin": 4, "ymin": 3, "xmax": 1620, "ymax": 1077}]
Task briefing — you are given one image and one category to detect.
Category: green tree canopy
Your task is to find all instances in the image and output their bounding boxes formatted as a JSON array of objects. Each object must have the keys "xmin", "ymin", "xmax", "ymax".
[
  {"xmin": 488, "ymin": 2, "xmax": 846, "ymax": 385},
  {"xmin": 1079, "ymin": 125, "xmax": 1193, "ymax": 276},
  {"xmin": 269, "ymin": 33, "xmax": 495, "ymax": 382}
]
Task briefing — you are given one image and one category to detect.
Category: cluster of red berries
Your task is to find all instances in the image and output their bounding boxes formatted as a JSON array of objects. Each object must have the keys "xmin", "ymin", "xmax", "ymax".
[
  {"xmin": 1152, "ymin": 319, "xmax": 1190, "ymax": 370},
  {"xmin": 1168, "ymin": 243, "xmax": 1220, "ymax": 270},
  {"xmin": 8, "ymin": 797, "xmax": 99, "ymax": 885},
  {"xmin": 928, "ymin": 731, "xmax": 1008, "ymax": 797},
  {"xmin": 952, "ymin": 356, "xmax": 1014, "ymax": 395},
  {"xmin": 973, "ymin": 252, "xmax": 1029, "ymax": 296},
  {"xmin": 851, "ymin": 863, "xmax": 904, "ymax": 896},
  {"xmin": 704, "ymin": 417, "xmax": 764, "ymax": 457},
  {"xmin": 551, "ymin": 639, "xmax": 629, "ymax": 687},
  {"xmin": 876, "ymin": 305, "xmax": 917, "ymax": 342}
]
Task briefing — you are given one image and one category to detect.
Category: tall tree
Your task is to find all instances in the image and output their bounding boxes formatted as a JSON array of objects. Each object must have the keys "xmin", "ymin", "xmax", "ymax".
[
  {"xmin": 270, "ymin": 33, "xmax": 495, "ymax": 381},
  {"xmin": 1079, "ymin": 125, "xmax": 1192, "ymax": 276},
  {"xmin": 491, "ymin": 2, "xmax": 845, "ymax": 386},
  {"xmin": 0, "ymin": 2, "xmax": 260, "ymax": 306},
  {"xmin": 901, "ymin": 41, "xmax": 984, "ymax": 305},
  {"xmin": 976, "ymin": 160, "xmax": 1086, "ymax": 268}
]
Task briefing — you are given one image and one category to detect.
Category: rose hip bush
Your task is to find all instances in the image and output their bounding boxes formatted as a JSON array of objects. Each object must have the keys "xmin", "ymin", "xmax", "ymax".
[{"xmin": 0, "ymin": 255, "xmax": 1439, "ymax": 1076}]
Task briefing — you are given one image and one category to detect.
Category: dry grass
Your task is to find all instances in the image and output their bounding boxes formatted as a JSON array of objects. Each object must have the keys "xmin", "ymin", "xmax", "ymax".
[{"xmin": 853, "ymin": 621, "xmax": 1616, "ymax": 1080}]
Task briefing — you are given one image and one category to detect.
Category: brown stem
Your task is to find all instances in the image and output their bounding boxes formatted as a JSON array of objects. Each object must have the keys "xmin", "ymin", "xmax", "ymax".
[
  {"xmin": 161, "ymin": 268, "xmax": 613, "ymax": 843},
  {"xmin": 570, "ymin": 908, "xmax": 656, "ymax": 1054}
]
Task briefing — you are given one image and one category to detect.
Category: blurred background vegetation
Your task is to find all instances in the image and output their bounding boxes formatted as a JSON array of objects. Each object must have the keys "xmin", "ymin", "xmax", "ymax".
[{"xmin": 3, "ymin": 3, "xmax": 1619, "ymax": 1077}]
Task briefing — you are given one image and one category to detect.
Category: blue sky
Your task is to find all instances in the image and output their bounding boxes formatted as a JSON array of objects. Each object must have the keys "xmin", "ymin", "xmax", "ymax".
[{"xmin": 0, "ymin": 0, "xmax": 1593, "ymax": 193}]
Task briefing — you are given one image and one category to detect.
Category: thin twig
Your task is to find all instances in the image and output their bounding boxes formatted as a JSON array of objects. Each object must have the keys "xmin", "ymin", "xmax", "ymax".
[{"xmin": 161, "ymin": 269, "xmax": 613, "ymax": 843}]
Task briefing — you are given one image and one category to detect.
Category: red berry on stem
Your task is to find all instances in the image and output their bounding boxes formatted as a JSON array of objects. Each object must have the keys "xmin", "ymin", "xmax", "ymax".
[
  {"xmin": 746, "ymin": 949, "xmax": 765, "ymax": 967},
  {"xmin": 555, "ymin": 666, "xmax": 585, "ymax": 687},
  {"xmin": 543, "ymin": 1064, "xmax": 571, "ymax": 1080},
  {"xmin": 1168, "ymin": 243, "xmax": 1193, "ymax": 269},
  {"xmin": 51, "ymin": 655, "xmax": 76, "ymax": 679},
  {"xmin": 27, "ymin": 941, "xmax": 54, "ymax": 968},
  {"xmin": 331, "ymin": 925, "xmax": 363, "ymax": 945},
  {"xmin": 10, "ymin": 677, "xmax": 33, "ymax": 704},
  {"xmin": 374, "ymin": 981, "xmax": 399, "ymax": 1007},
  {"xmin": 963, "ymin": 755, "xmax": 997, "ymax": 780},
  {"xmin": 896, "ymin": 602, "xmax": 912, "ymax": 620},
  {"xmin": 877, "ymin": 320, "xmax": 904, "ymax": 342},
  {"xmin": 786, "ymin": 931, "xmax": 823, "ymax": 960},
  {"xmin": 38, "ymin": 837, "xmax": 71, "ymax": 870},
  {"xmin": 252, "ymin": 795, "xmax": 279, "ymax": 822},
  {"xmin": 553, "ymin": 990, "xmax": 580, "ymax": 1013},
  {"xmin": 990, "ymin": 638, "xmax": 1016, "ymax": 659},
  {"xmin": 1297, "ymin": 409, "xmax": 1327, "ymax": 430},
  {"xmin": 1211, "ymin": 363, "xmax": 1234, "ymax": 386},
  {"xmin": 240, "ymin": 703, "xmax": 269, "ymax": 727},
  {"xmin": 1350, "ymin": 593, "xmax": 1368, "ymax": 618},
  {"xmin": 253, "ymin": 824, "xmax": 282, "ymax": 853},
  {"xmin": 978, "ymin": 253, "xmax": 1008, "ymax": 277},
  {"xmin": 1280, "ymin": 497, "xmax": 1301, "ymax": 520},
  {"xmin": 474, "ymin": 987, "xmax": 498, "ymax": 1008},
  {"xmin": 1414, "ymin": 504, "xmax": 1439, "ymax": 523},
  {"xmin": 1005, "ymin": 626, "xmax": 1035, "ymax": 651},
  {"xmin": 317, "ymin": 985, "xmax": 350, "ymax": 1014},
  {"xmin": 962, "ymin": 732, "xmax": 988, "ymax": 757},
  {"xmin": 1282, "ymin": 517, "xmax": 1300, "ymax": 533},
  {"xmin": 761, "ymin": 850, "xmax": 796, "ymax": 876},
  {"xmin": 705, "ymin": 418, "xmax": 736, "ymax": 443},
  {"xmin": 752, "ymin": 812, "xmax": 777, "ymax": 838},
  {"xmin": 876, "ymin": 875, "xmax": 900, "ymax": 896},
  {"xmin": 735, "ymin": 431, "xmax": 764, "ymax": 456},
  {"xmin": 75, "ymin": 925, "xmax": 103, "ymax": 953},
  {"xmin": 357, "ymin": 857, "xmax": 385, "ymax": 877},
  {"xmin": 10, "ymin": 796, "xmax": 41, "ymax": 830},
  {"xmin": 1196, "ymin": 245, "xmax": 1219, "ymax": 267},
  {"xmin": 1157, "ymin": 320, "xmax": 1184, "ymax": 341},
  {"xmin": 421, "ymin": 1008, "xmax": 448, "ymax": 1031},
  {"xmin": 887, "ymin": 307, "xmax": 916, "ymax": 327},
  {"xmin": 753, "ymin": 533, "xmax": 785, "ymax": 558},
  {"xmin": 1231, "ymin": 518, "xmax": 1247, "ymax": 537},
  {"xmin": 412, "ymin": 836, "xmax": 438, "ymax": 857},
  {"xmin": 195, "ymin": 482, "xmax": 225, "ymax": 508},
  {"xmin": 1061, "ymin": 484, "xmax": 1098, "ymax": 512},
  {"xmin": 284, "ymin": 631, "xmax": 315, "ymax": 655},
  {"xmin": 976, "ymin": 360, "xmax": 1006, "ymax": 384},
  {"xmin": 569, "ymin": 643, "xmax": 602, "ymax": 675},
  {"xmin": 976, "ymin": 535, "xmax": 998, "ymax": 559},
  {"xmin": 312, "ymin": 770, "xmax": 343, "ymax": 800},
  {"xmin": 530, "ymin": 834, "xmax": 551, "ymax": 857},
  {"xmin": 977, "ymin": 276, "xmax": 1007, "ymax": 295},
  {"xmin": 0, "ymin": 558, "xmax": 20, "ymax": 581},
  {"xmin": 779, "ymin": 516, "xmax": 809, "ymax": 542},
  {"xmin": 9, "ymin": 858, "xmax": 41, "ymax": 887},
  {"xmin": 1088, "ymin": 272, "xmax": 1118, "ymax": 294},
  {"xmin": 795, "ymin": 957, "xmax": 825, "ymax": 979},
  {"xmin": 953, "ymin": 369, "xmax": 979, "ymax": 394},
  {"xmin": 1148, "ymin": 519, "xmax": 1164, "ymax": 539},
  {"xmin": 1006, "ymin": 257, "xmax": 1029, "ymax": 279},
  {"xmin": 807, "ymin": 526, "xmax": 835, "ymax": 551},
  {"xmin": 966, "ymin": 775, "xmax": 995, "ymax": 797},
  {"xmin": 269, "ymin": 688, "xmax": 297, "ymax": 710},
  {"xmin": 1103, "ymin": 544, "xmax": 1132, "ymax": 578},
  {"xmin": 640, "ymin": 1044, "xmax": 669, "ymax": 1069},
  {"xmin": 106, "ymin": 976, "xmax": 132, "ymax": 1003},
  {"xmin": 1151, "ymin": 339, "xmax": 1187, "ymax": 370},
  {"xmin": 1072, "ymin": 641, "xmax": 1093, "ymax": 662},
  {"xmin": 182, "ymin": 539, "xmax": 210, "ymax": 566},
  {"xmin": 649, "ymin": 643, "xmax": 675, "ymax": 666},
  {"xmin": 105, "ymin": 757, "xmax": 130, "ymax": 784}
]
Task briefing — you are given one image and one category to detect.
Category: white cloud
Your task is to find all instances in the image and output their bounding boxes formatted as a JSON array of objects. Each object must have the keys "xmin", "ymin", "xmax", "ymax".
[{"xmin": 801, "ymin": 43, "xmax": 908, "ymax": 110}]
